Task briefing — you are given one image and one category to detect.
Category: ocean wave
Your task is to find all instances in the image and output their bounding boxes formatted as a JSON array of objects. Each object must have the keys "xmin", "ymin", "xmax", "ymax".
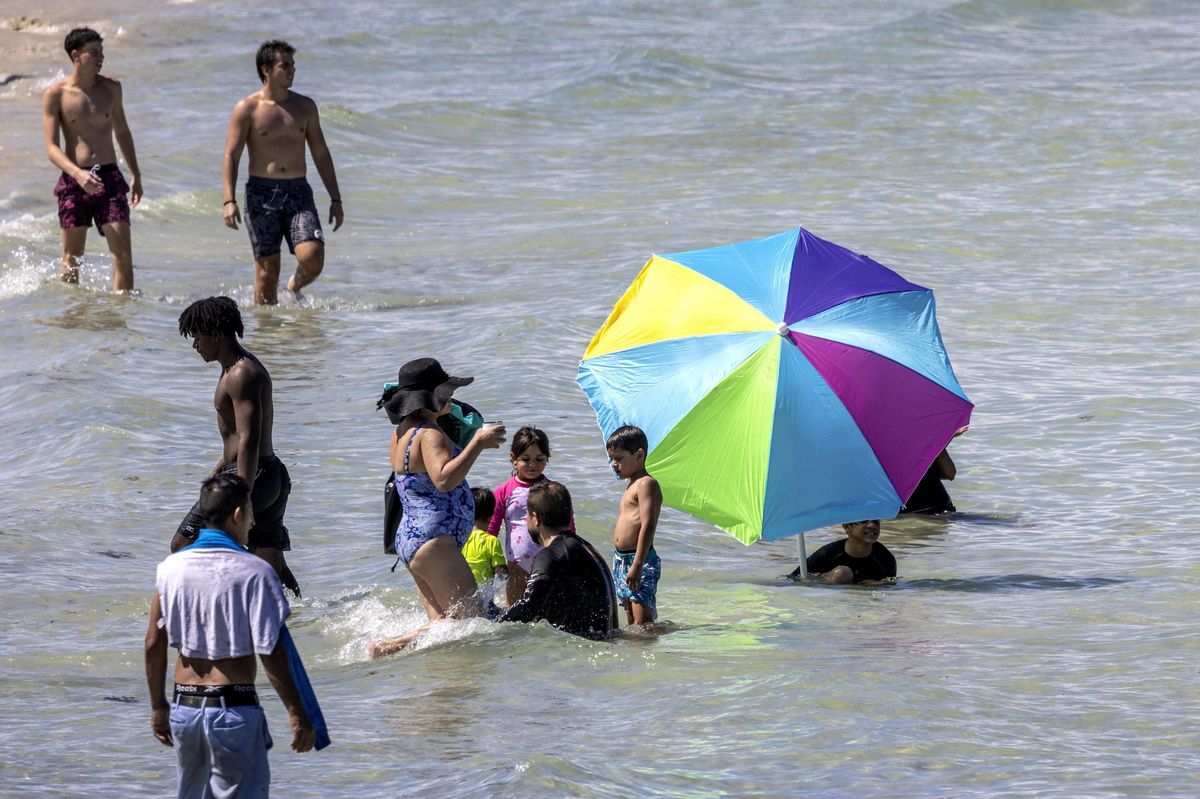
[{"xmin": 0, "ymin": 247, "xmax": 55, "ymax": 300}]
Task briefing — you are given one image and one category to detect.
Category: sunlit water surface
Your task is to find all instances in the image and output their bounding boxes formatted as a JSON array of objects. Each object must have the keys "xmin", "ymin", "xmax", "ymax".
[{"xmin": 1, "ymin": 1, "xmax": 1198, "ymax": 796}]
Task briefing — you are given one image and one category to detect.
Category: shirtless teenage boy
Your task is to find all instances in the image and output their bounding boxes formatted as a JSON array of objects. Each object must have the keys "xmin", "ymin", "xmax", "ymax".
[
  {"xmin": 171, "ymin": 296, "xmax": 301, "ymax": 597},
  {"xmin": 42, "ymin": 27, "xmax": 142, "ymax": 291},
  {"xmin": 221, "ymin": 40, "xmax": 343, "ymax": 305}
]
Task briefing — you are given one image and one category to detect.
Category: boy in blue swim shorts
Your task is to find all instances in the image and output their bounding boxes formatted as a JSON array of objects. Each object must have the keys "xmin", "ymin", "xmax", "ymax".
[
  {"xmin": 612, "ymin": 547, "xmax": 661, "ymax": 620},
  {"xmin": 606, "ymin": 425, "xmax": 664, "ymax": 626}
]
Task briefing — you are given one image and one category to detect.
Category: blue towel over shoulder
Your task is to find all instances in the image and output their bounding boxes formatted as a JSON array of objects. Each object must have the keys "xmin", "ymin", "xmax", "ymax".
[{"xmin": 183, "ymin": 529, "xmax": 330, "ymax": 749}]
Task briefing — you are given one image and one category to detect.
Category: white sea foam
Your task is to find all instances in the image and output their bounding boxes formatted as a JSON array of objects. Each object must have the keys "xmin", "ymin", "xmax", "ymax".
[
  {"xmin": 0, "ymin": 211, "xmax": 54, "ymax": 243},
  {"xmin": 32, "ymin": 70, "xmax": 66, "ymax": 91},
  {"xmin": 319, "ymin": 587, "xmax": 500, "ymax": 663},
  {"xmin": 0, "ymin": 248, "xmax": 50, "ymax": 299}
]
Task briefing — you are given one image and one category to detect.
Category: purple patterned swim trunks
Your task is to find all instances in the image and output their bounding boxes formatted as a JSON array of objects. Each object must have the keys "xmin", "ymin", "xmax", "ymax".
[{"xmin": 54, "ymin": 163, "xmax": 130, "ymax": 234}]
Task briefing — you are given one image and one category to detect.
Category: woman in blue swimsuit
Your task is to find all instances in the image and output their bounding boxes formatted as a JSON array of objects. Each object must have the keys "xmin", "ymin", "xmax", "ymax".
[{"xmin": 371, "ymin": 358, "xmax": 506, "ymax": 657}]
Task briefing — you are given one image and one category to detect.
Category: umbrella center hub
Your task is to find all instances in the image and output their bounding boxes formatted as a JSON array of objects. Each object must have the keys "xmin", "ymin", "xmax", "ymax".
[{"xmin": 777, "ymin": 322, "xmax": 791, "ymax": 336}]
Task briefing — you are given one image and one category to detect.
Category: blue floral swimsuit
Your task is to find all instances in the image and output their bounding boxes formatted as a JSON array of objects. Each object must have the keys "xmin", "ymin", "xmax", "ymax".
[{"xmin": 394, "ymin": 423, "xmax": 475, "ymax": 566}]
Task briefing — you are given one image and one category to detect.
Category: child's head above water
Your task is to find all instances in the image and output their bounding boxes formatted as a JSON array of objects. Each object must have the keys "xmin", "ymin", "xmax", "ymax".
[
  {"xmin": 471, "ymin": 486, "xmax": 496, "ymax": 528},
  {"xmin": 606, "ymin": 424, "xmax": 648, "ymax": 480},
  {"xmin": 509, "ymin": 426, "xmax": 551, "ymax": 483},
  {"xmin": 842, "ymin": 519, "xmax": 881, "ymax": 547}
]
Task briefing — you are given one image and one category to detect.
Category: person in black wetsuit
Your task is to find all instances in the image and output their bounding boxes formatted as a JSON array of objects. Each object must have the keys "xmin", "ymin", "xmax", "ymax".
[
  {"xmin": 901, "ymin": 447, "xmax": 957, "ymax": 515},
  {"xmin": 500, "ymin": 481, "xmax": 618, "ymax": 640},
  {"xmin": 789, "ymin": 520, "xmax": 896, "ymax": 585}
]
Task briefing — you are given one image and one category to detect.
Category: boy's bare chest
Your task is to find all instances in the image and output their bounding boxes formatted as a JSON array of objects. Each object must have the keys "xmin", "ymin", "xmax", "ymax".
[
  {"xmin": 251, "ymin": 103, "xmax": 307, "ymax": 144},
  {"xmin": 619, "ymin": 491, "xmax": 642, "ymax": 522},
  {"xmin": 61, "ymin": 86, "xmax": 113, "ymax": 130}
]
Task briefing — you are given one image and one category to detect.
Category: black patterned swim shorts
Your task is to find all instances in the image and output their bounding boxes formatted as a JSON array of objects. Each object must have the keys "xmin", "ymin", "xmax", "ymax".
[{"xmin": 244, "ymin": 176, "xmax": 324, "ymax": 259}]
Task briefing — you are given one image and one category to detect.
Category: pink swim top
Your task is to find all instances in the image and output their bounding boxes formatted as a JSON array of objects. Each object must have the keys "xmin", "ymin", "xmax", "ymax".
[{"xmin": 488, "ymin": 475, "xmax": 574, "ymax": 573}]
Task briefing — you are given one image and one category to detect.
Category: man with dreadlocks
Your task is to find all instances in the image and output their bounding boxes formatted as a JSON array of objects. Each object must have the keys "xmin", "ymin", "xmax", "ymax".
[{"xmin": 171, "ymin": 296, "xmax": 301, "ymax": 596}]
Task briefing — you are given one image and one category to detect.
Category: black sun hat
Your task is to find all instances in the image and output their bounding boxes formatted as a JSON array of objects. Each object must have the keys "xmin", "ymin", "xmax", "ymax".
[{"xmin": 379, "ymin": 358, "xmax": 473, "ymax": 424}]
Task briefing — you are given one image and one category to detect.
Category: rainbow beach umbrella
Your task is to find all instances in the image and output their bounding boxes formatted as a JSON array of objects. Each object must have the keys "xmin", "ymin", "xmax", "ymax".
[{"xmin": 577, "ymin": 227, "xmax": 973, "ymax": 552}]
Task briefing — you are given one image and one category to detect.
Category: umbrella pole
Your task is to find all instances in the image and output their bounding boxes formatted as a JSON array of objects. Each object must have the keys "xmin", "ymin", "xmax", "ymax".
[{"xmin": 796, "ymin": 533, "xmax": 808, "ymax": 580}]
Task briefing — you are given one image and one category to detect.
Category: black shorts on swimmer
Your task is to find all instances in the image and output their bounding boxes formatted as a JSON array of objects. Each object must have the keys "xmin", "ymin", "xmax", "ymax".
[
  {"xmin": 177, "ymin": 456, "xmax": 293, "ymax": 551},
  {"xmin": 244, "ymin": 176, "xmax": 324, "ymax": 260}
]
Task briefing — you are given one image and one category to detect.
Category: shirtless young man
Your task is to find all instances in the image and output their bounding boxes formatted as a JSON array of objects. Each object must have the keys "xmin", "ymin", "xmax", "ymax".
[
  {"xmin": 171, "ymin": 296, "xmax": 302, "ymax": 597},
  {"xmin": 221, "ymin": 39, "xmax": 343, "ymax": 305},
  {"xmin": 41, "ymin": 27, "xmax": 142, "ymax": 291}
]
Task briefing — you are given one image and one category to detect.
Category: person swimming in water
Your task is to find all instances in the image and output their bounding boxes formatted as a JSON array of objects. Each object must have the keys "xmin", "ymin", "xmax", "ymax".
[{"xmin": 790, "ymin": 520, "xmax": 896, "ymax": 585}]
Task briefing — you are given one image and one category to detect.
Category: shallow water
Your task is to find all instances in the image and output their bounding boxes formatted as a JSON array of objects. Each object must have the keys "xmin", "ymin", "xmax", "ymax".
[{"xmin": 2, "ymin": 1, "xmax": 1199, "ymax": 797}]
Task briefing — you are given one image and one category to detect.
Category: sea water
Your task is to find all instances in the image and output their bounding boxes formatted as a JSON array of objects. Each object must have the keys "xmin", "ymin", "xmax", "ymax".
[{"xmin": 1, "ymin": 1, "xmax": 1198, "ymax": 796}]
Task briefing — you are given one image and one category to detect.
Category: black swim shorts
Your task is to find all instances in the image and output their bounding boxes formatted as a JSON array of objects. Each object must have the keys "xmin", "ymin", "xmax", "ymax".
[
  {"xmin": 244, "ymin": 176, "xmax": 323, "ymax": 260},
  {"xmin": 176, "ymin": 455, "xmax": 293, "ymax": 550}
]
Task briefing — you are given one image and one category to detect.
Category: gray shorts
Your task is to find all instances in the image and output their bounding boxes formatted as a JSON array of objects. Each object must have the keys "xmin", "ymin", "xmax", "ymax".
[
  {"xmin": 245, "ymin": 176, "xmax": 324, "ymax": 259},
  {"xmin": 170, "ymin": 697, "xmax": 273, "ymax": 796}
]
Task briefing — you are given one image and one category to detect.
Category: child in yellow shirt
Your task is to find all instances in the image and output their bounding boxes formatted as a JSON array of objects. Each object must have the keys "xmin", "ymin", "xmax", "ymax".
[{"xmin": 462, "ymin": 487, "xmax": 508, "ymax": 588}]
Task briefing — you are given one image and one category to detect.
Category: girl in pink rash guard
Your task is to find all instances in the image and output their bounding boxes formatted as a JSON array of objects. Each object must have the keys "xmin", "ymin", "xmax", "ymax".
[{"xmin": 488, "ymin": 427, "xmax": 573, "ymax": 605}]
